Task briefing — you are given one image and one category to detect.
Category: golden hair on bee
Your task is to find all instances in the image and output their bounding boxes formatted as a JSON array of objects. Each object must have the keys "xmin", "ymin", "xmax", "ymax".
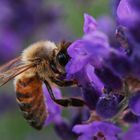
[
  {"xmin": 0, "ymin": 40, "xmax": 85, "ymax": 130},
  {"xmin": 22, "ymin": 41, "xmax": 57, "ymax": 62},
  {"xmin": 18, "ymin": 41, "xmax": 57, "ymax": 78}
]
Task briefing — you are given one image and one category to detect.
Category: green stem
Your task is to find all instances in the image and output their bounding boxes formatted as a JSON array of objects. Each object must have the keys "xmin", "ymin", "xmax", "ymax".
[{"xmin": 111, "ymin": 82, "xmax": 130, "ymax": 123}]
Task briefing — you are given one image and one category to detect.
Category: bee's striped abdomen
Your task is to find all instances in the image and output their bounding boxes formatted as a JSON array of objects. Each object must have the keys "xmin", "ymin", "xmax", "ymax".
[{"xmin": 15, "ymin": 76, "xmax": 48, "ymax": 130}]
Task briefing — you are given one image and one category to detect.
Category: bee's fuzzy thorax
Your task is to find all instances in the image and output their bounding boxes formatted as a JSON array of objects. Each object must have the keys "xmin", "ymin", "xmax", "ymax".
[{"xmin": 22, "ymin": 41, "xmax": 57, "ymax": 62}]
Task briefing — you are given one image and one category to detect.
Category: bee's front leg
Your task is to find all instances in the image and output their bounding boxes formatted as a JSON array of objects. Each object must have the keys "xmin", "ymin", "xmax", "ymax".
[
  {"xmin": 44, "ymin": 80, "xmax": 85, "ymax": 107},
  {"xmin": 49, "ymin": 76, "xmax": 77, "ymax": 87}
]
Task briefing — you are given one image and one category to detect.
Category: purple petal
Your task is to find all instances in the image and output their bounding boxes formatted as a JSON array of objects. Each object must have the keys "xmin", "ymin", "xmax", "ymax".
[
  {"xmin": 43, "ymin": 85, "xmax": 62, "ymax": 125},
  {"xmin": 66, "ymin": 56, "xmax": 88, "ymax": 74},
  {"xmin": 73, "ymin": 123, "xmax": 96, "ymax": 136},
  {"xmin": 129, "ymin": 92, "xmax": 140, "ymax": 116},
  {"xmin": 84, "ymin": 13, "xmax": 97, "ymax": 34},
  {"xmin": 73, "ymin": 121, "xmax": 121, "ymax": 139},
  {"xmin": 86, "ymin": 64, "xmax": 104, "ymax": 91},
  {"xmin": 67, "ymin": 39, "xmax": 89, "ymax": 57},
  {"xmin": 66, "ymin": 40, "xmax": 91, "ymax": 74},
  {"xmin": 77, "ymin": 135, "xmax": 92, "ymax": 140},
  {"xmin": 117, "ymin": 0, "xmax": 138, "ymax": 27}
]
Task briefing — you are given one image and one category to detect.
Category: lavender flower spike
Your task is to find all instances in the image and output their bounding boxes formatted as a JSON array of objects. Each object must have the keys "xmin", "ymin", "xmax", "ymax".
[{"xmin": 66, "ymin": 13, "xmax": 119, "ymax": 96}]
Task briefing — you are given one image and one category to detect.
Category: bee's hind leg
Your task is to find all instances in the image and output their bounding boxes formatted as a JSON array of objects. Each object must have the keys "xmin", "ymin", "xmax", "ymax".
[{"xmin": 44, "ymin": 80, "xmax": 85, "ymax": 107}]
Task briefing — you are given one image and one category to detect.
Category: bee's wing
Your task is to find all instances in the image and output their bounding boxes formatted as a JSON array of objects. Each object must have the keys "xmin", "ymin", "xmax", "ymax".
[{"xmin": 0, "ymin": 57, "xmax": 36, "ymax": 86}]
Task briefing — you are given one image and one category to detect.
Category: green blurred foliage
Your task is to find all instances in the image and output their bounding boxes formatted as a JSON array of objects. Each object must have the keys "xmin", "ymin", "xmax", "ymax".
[
  {"xmin": 0, "ymin": 111, "xmax": 59, "ymax": 140},
  {"xmin": 49, "ymin": 0, "xmax": 110, "ymax": 37}
]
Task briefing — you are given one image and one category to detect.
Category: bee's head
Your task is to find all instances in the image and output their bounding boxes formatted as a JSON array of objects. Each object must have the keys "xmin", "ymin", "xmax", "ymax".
[
  {"xmin": 56, "ymin": 41, "xmax": 71, "ymax": 67},
  {"xmin": 50, "ymin": 41, "xmax": 71, "ymax": 75}
]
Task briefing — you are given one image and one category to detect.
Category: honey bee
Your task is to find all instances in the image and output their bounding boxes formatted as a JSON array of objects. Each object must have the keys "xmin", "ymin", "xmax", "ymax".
[{"xmin": 0, "ymin": 41, "xmax": 85, "ymax": 130}]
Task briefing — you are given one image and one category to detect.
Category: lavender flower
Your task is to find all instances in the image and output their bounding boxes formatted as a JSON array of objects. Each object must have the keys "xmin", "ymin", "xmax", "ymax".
[
  {"xmin": 73, "ymin": 121, "xmax": 121, "ymax": 140},
  {"xmin": 66, "ymin": 14, "xmax": 126, "ymax": 91},
  {"xmin": 66, "ymin": 14, "xmax": 113, "ymax": 92},
  {"xmin": 66, "ymin": 14, "xmax": 111, "ymax": 75}
]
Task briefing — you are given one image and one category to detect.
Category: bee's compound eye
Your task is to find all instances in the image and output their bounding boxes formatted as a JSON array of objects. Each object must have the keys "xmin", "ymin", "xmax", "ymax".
[{"xmin": 57, "ymin": 53, "xmax": 69, "ymax": 66}]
